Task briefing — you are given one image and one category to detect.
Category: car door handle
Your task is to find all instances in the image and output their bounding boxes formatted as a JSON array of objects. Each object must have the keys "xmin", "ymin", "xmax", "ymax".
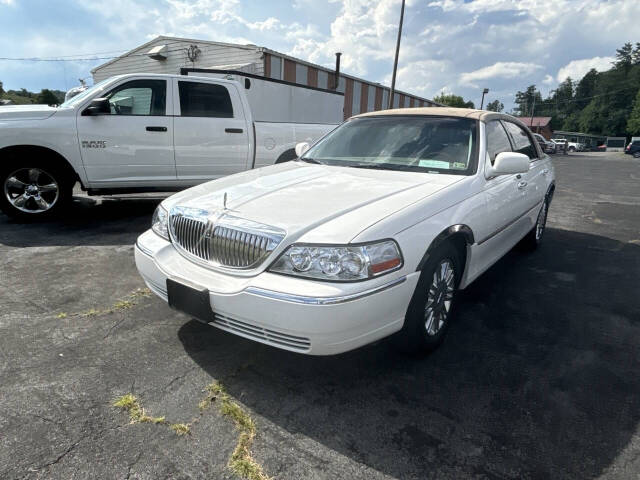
[
  {"xmin": 146, "ymin": 126, "xmax": 167, "ymax": 132},
  {"xmin": 225, "ymin": 128, "xmax": 243, "ymax": 134},
  {"xmin": 517, "ymin": 181, "xmax": 528, "ymax": 189}
]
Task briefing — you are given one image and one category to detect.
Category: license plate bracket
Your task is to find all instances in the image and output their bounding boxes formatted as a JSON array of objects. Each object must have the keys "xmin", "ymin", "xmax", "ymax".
[{"xmin": 166, "ymin": 278, "xmax": 213, "ymax": 323}]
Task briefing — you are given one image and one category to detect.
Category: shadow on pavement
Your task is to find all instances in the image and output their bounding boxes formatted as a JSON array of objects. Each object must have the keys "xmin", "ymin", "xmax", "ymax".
[
  {"xmin": 178, "ymin": 228, "xmax": 640, "ymax": 479},
  {"xmin": 0, "ymin": 195, "xmax": 163, "ymax": 247}
]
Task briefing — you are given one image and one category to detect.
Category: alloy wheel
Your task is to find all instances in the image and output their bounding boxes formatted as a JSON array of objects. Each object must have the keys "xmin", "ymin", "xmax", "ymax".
[
  {"xmin": 424, "ymin": 259, "xmax": 455, "ymax": 336},
  {"xmin": 536, "ymin": 201, "xmax": 548, "ymax": 241},
  {"xmin": 3, "ymin": 167, "xmax": 60, "ymax": 214}
]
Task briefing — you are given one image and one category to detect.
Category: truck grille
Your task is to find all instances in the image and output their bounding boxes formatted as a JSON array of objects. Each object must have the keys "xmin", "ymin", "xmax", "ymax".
[{"xmin": 169, "ymin": 207, "xmax": 284, "ymax": 269}]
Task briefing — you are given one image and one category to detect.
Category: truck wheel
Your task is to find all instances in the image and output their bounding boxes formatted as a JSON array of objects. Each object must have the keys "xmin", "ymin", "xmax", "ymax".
[
  {"xmin": 568, "ymin": 146, "xmax": 576, "ymax": 152},
  {"xmin": 0, "ymin": 161, "xmax": 72, "ymax": 220},
  {"xmin": 392, "ymin": 242, "xmax": 461, "ymax": 354}
]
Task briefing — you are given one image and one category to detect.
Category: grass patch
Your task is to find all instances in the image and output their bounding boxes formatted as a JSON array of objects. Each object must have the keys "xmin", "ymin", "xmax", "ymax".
[
  {"xmin": 113, "ymin": 394, "xmax": 165, "ymax": 425},
  {"xmin": 64, "ymin": 288, "xmax": 153, "ymax": 318},
  {"xmin": 169, "ymin": 423, "xmax": 191, "ymax": 436},
  {"xmin": 202, "ymin": 382, "xmax": 270, "ymax": 480}
]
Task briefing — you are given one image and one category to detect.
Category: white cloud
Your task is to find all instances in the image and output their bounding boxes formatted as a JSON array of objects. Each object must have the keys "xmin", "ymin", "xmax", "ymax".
[
  {"xmin": 556, "ymin": 56, "xmax": 615, "ymax": 82},
  {"xmin": 542, "ymin": 74, "xmax": 554, "ymax": 85},
  {"xmin": 460, "ymin": 62, "xmax": 543, "ymax": 86},
  {"xmin": 0, "ymin": 0, "xmax": 15, "ymax": 5}
]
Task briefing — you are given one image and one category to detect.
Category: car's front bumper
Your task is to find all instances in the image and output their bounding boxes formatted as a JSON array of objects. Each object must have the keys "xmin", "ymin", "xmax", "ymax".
[{"xmin": 134, "ymin": 230, "xmax": 419, "ymax": 355}]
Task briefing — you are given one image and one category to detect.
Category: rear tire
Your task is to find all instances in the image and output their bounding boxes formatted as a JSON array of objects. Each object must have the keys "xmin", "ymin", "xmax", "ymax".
[
  {"xmin": 0, "ymin": 158, "xmax": 73, "ymax": 220},
  {"xmin": 521, "ymin": 198, "xmax": 549, "ymax": 251},
  {"xmin": 393, "ymin": 242, "xmax": 461, "ymax": 354},
  {"xmin": 633, "ymin": 151, "xmax": 640, "ymax": 158}
]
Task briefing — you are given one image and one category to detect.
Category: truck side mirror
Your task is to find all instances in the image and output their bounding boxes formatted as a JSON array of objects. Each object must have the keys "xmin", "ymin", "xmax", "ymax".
[
  {"xmin": 82, "ymin": 98, "xmax": 111, "ymax": 116},
  {"xmin": 295, "ymin": 142, "xmax": 310, "ymax": 157}
]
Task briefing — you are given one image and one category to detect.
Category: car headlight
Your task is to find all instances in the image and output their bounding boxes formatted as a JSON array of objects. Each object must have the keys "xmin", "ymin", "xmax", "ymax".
[
  {"xmin": 152, "ymin": 204, "xmax": 169, "ymax": 240},
  {"xmin": 269, "ymin": 240, "xmax": 402, "ymax": 281}
]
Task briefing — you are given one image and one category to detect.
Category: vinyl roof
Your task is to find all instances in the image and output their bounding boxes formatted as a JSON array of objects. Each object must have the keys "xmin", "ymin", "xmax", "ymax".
[{"xmin": 352, "ymin": 107, "xmax": 512, "ymax": 122}]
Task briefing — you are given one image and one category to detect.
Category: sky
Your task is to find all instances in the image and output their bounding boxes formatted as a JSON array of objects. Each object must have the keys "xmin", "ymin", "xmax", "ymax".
[{"xmin": 1, "ymin": 0, "xmax": 639, "ymax": 110}]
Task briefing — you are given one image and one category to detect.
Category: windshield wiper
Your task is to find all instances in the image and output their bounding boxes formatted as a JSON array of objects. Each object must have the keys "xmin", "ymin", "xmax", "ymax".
[
  {"xmin": 345, "ymin": 162, "xmax": 414, "ymax": 171},
  {"xmin": 296, "ymin": 157, "xmax": 323, "ymax": 164}
]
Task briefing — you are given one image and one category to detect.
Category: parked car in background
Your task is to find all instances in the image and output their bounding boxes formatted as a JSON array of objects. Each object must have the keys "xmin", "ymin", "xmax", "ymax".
[
  {"xmin": 135, "ymin": 108, "xmax": 555, "ymax": 355},
  {"xmin": 0, "ymin": 72, "xmax": 343, "ymax": 219},
  {"xmin": 533, "ymin": 133, "xmax": 556, "ymax": 153},
  {"xmin": 625, "ymin": 140, "xmax": 640, "ymax": 158},
  {"xmin": 552, "ymin": 138, "xmax": 584, "ymax": 152}
]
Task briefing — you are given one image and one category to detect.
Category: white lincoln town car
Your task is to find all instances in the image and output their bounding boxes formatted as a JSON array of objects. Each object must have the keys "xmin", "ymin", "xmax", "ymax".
[{"xmin": 135, "ymin": 108, "xmax": 555, "ymax": 355}]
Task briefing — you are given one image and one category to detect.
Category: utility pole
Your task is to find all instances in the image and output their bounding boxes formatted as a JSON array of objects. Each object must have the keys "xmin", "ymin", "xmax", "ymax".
[
  {"xmin": 529, "ymin": 93, "xmax": 536, "ymax": 126},
  {"xmin": 480, "ymin": 88, "xmax": 489, "ymax": 109},
  {"xmin": 388, "ymin": 0, "xmax": 405, "ymax": 109}
]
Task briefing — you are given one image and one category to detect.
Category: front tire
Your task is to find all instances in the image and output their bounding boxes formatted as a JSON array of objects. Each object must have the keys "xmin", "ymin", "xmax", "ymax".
[
  {"xmin": 633, "ymin": 151, "xmax": 640, "ymax": 158},
  {"xmin": 0, "ymin": 161, "xmax": 72, "ymax": 220},
  {"xmin": 393, "ymin": 242, "xmax": 461, "ymax": 353}
]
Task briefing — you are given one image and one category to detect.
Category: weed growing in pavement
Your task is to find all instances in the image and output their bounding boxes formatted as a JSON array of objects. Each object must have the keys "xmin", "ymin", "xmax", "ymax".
[
  {"xmin": 59, "ymin": 288, "xmax": 152, "ymax": 318},
  {"xmin": 113, "ymin": 394, "xmax": 165, "ymax": 425},
  {"xmin": 200, "ymin": 381, "xmax": 270, "ymax": 480},
  {"xmin": 170, "ymin": 423, "xmax": 191, "ymax": 436}
]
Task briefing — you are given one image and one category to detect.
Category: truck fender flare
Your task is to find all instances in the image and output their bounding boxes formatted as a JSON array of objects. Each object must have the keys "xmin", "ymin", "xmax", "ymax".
[{"xmin": 416, "ymin": 224, "xmax": 475, "ymax": 272}]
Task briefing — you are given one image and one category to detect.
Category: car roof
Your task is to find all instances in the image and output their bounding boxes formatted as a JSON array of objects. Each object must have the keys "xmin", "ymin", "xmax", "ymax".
[{"xmin": 352, "ymin": 107, "xmax": 527, "ymax": 126}]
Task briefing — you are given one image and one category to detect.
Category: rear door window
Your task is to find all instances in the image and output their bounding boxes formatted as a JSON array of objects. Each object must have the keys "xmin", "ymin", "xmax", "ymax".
[
  {"xmin": 503, "ymin": 121, "xmax": 538, "ymax": 159},
  {"xmin": 178, "ymin": 81, "xmax": 233, "ymax": 118}
]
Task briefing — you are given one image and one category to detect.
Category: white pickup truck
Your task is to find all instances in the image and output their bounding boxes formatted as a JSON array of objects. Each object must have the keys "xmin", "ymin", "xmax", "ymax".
[{"xmin": 0, "ymin": 71, "xmax": 343, "ymax": 219}]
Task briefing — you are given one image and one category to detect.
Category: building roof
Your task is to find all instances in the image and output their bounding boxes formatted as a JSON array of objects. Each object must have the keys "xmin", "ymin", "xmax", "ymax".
[
  {"xmin": 519, "ymin": 116, "xmax": 552, "ymax": 127},
  {"xmin": 91, "ymin": 35, "xmax": 438, "ymax": 104}
]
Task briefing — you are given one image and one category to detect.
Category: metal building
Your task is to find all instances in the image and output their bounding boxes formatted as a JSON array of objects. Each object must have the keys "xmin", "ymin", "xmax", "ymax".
[{"xmin": 91, "ymin": 36, "xmax": 438, "ymax": 120}]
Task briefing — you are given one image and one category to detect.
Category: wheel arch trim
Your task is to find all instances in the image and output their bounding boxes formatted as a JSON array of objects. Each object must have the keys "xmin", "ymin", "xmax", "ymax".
[{"xmin": 415, "ymin": 224, "xmax": 475, "ymax": 272}]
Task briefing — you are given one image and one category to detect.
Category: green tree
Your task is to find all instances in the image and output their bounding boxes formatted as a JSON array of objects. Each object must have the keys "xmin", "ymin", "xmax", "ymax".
[
  {"xmin": 485, "ymin": 99, "xmax": 504, "ymax": 112},
  {"xmin": 633, "ymin": 43, "xmax": 640, "ymax": 65},
  {"xmin": 574, "ymin": 68, "xmax": 598, "ymax": 110},
  {"xmin": 627, "ymin": 89, "xmax": 640, "ymax": 135},
  {"xmin": 614, "ymin": 42, "xmax": 633, "ymax": 69},
  {"xmin": 0, "ymin": 81, "xmax": 4, "ymax": 97},
  {"xmin": 514, "ymin": 85, "xmax": 542, "ymax": 117},
  {"xmin": 433, "ymin": 93, "xmax": 474, "ymax": 108},
  {"xmin": 36, "ymin": 89, "xmax": 59, "ymax": 106}
]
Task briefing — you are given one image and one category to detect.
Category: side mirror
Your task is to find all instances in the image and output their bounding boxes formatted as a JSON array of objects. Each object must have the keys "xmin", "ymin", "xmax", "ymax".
[
  {"xmin": 489, "ymin": 152, "xmax": 530, "ymax": 176},
  {"xmin": 82, "ymin": 98, "xmax": 110, "ymax": 116},
  {"xmin": 295, "ymin": 142, "xmax": 310, "ymax": 157}
]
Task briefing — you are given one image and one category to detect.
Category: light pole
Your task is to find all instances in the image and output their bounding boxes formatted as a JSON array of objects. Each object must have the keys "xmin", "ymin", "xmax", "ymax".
[
  {"xmin": 388, "ymin": 0, "xmax": 405, "ymax": 109},
  {"xmin": 480, "ymin": 88, "xmax": 489, "ymax": 109}
]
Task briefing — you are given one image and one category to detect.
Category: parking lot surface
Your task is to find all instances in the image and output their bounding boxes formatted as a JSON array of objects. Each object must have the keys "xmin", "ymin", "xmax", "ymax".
[{"xmin": 1, "ymin": 152, "xmax": 639, "ymax": 479}]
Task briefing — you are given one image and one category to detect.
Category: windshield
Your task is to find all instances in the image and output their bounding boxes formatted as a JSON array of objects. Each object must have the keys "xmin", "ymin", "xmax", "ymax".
[
  {"xmin": 60, "ymin": 78, "xmax": 114, "ymax": 108},
  {"xmin": 301, "ymin": 116, "xmax": 478, "ymax": 175}
]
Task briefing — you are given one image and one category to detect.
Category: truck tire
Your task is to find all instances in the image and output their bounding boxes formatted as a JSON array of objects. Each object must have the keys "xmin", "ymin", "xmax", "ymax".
[
  {"xmin": 568, "ymin": 146, "xmax": 576, "ymax": 152},
  {"xmin": 0, "ymin": 159, "xmax": 73, "ymax": 220}
]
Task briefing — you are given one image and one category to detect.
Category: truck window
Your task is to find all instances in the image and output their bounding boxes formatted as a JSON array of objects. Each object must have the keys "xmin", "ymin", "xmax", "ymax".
[
  {"xmin": 178, "ymin": 81, "xmax": 233, "ymax": 118},
  {"xmin": 105, "ymin": 80, "xmax": 166, "ymax": 116}
]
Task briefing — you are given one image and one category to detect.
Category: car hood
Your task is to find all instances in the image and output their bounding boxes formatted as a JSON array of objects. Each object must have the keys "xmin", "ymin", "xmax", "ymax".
[
  {"xmin": 165, "ymin": 162, "xmax": 465, "ymax": 243},
  {"xmin": 0, "ymin": 105, "xmax": 58, "ymax": 121}
]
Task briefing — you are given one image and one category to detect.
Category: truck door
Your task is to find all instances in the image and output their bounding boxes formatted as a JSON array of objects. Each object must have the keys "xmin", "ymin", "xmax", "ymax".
[
  {"xmin": 172, "ymin": 79, "xmax": 250, "ymax": 184},
  {"xmin": 76, "ymin": 78, "xmax": 175, "ymax": 186}
]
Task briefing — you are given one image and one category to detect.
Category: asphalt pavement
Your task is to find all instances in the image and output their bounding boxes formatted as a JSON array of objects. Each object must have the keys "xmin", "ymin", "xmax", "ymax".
[{"xmin": 1, "ymin": 152, "xmax": 639, "ymax": 479}]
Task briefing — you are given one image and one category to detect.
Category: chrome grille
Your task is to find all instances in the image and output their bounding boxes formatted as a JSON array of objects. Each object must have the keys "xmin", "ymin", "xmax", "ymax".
[
  {"xmin": 211, "ymin": 226, "xmax": 272, "ymax": 268},
  {"xmin": 169, "ymin": 207, "xmax": 285, "ymax": 269},
  {"xmin": 171, "ymin": 214, "xmax": 212, "ymax": 261}
]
